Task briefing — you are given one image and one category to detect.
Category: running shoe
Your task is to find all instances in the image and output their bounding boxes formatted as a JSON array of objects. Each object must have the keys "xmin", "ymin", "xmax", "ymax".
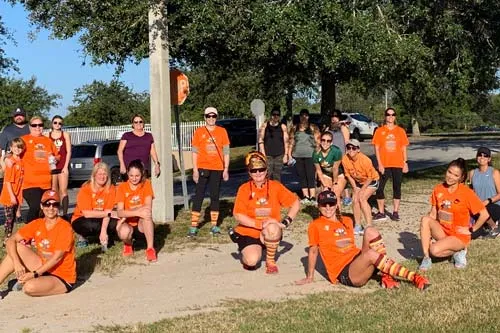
[
  {"xmin": 187, "ymin": 226, "xmax": 198, "ymax": 238},
  {"xmin": 266, "ymin": 263, "xmax": 279, "ymax": 274},
  {"xmin": 453, "ymin": 249, "xmax": 467, "ymax": 269},
  {"xmin": 390, "ymin": 211, "xmax": 401, "ymax": 222},
  {"xmin": 145, "ymin": 248, "xmax": 157, "ymax": 262},
  {"xmin": 483, "ymin": 227, "xmax": 500, "ymax": 239},
  {"xmin": 210, "ymin": 225, "xmax": 221, "ymax": 236},
  {"xmin": 76, "ymin": 239, "xmax": 88, "ymax": 248},
  {"xmin": 353, "ymin": 224, "xmax": 364, "ymax": 235},
  {"xmin": 373, "ymin": 212, "xmax": 388, "ymax": 222},
  {"xmin": 412, "ymin": 274, "xmax": 430, "ymax": 290},
  {"xmin": 342, "ymin": 197, "xmax": 352, "ymax": 206},
  {"xmin": 300, "ymin": 198, "xmax": 310, "ymax": 205},
  {"xmin": 122, "ymin": 244, "xmax": 134, "ymax": 257},
  {"xmin": 419, "ymin": 257, "xmax": 432, "ymax": 271},
  {"xmin": 381, "ymin": 274, "xmax": 400, "ymax": 289}
]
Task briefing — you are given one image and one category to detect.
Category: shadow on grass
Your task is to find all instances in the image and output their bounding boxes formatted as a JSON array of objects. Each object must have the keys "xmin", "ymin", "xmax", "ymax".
[
  {"xmin": 397, "ymin": 231, "xmax": 423, "ymax": 260},
  {"xmin": 75, "ymin": 247, "xmax": 103, "ymax": 289},
  {"xmin": 199, "ymin": 199, "xmax": 234, "ymax": 230}
]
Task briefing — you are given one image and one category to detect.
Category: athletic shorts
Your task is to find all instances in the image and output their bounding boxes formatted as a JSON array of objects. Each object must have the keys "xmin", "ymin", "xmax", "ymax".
[
  {"xmin": 337, "ymin": 253, "xmax": 361, "ymax": 287},
  {"xmin": 233, "ymin": 232, "xmax": 264, "ymax": 252},
  {"xmin": 51, "ymin": 169, "xmax": 63, "ymax": 175},
  {"xmin": 42, "ymin": 272, "xmax": 74, "ymax": 293},
  {"xmin": 355, "ymin": 180, "xmax": 379, "ymax": 190}
]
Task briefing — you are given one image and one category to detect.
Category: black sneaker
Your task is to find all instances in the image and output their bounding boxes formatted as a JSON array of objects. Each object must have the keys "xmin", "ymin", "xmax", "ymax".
[
  {"xmin": 390, "ymin": 211, "xmax": 401, "ymax": 221},
  {"xmin": 373, "ymin": 212, "xmax": 388, "ymax": 222}
]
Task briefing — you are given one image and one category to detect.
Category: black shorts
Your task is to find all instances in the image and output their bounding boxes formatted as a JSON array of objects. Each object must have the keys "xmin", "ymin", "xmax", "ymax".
[
  {"xmin": 42, "ymin": 272, "xmax": 74, "ymax": 292},
  {"xmin": 354, "ymin": 180, "xmax": 379, "ymax": 189},
  {"xmin": 51, "ymin": 169, "xmax": 63, "ymax": 175},
  {"xmin": 337, "ymin": 253, "xmax": 361, "ymax": 287},
  {"xmin": 232, "ymin": 231, "xmax": 264, "ymax": 252}
]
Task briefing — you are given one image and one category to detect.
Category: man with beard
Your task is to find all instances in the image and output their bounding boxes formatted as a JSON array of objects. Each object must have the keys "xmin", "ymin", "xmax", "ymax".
[{"xmin": 0, "ymin": 107, "xmax": 30, "ymax": 163}]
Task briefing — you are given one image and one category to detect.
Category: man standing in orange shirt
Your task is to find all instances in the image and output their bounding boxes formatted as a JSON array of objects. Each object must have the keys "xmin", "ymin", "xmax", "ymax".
[
  {"xmin": 372, "ymin": 108, "xmax": 409, "ymax": 222},
  {"xmin": 189, "ymin": 107, "xmax": 230, "ymax": 237}
]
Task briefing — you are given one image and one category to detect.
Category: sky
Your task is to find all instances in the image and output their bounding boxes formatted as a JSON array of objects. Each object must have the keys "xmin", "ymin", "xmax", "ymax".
[{"xmin": 1, "ymin": 2, "xmax": 150, "ymax": 118}]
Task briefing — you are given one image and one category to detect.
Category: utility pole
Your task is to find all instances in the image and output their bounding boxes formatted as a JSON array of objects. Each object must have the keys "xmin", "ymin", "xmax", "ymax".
[{"xmin": 149, "ymin": 2, "xmax": 174, "ymax": 222}]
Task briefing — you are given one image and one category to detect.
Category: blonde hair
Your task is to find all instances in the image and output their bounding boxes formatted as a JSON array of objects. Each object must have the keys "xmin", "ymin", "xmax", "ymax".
[
  {"xmin": 29, "ymin": 116, "xmax": 44, "ymax": 125},
  {"xmin": 86, "ymin": 162, "xmax": 111, "ymax": 191},
  {"xmin": 10, "ymin": 137, "xmax": 26, "ymax": 151}
]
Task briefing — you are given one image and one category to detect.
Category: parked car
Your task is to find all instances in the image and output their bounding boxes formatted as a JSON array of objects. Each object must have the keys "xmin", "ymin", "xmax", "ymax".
[
  {"xmin": 471, "ymin": 125, "xmax": 500, "ymax": 132},
  {"xmin": 344, "ymin": 112, "xmax": 378, "ymax": 141},
  {"xmin": 69, "ymin": 140, "xmax": 121, "ymax": 185},
  {"xmin": 216, "ymin": 118, "xmax": 257, "ymax": 147}
]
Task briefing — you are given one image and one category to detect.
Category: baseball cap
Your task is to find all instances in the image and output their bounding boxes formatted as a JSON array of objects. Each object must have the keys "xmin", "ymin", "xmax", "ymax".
[
  {"xmin": 12, "ymin": 107, "xmax": 26, "ymax": 117},
  {"xmin": 477, "ymin": 147, "xmax": 491, "ymax": 157},
  {"xmin": 41, "ymin": 190, "xmax": 60, "ymax": 204},
  {"xmin": 317, "ymin": 190, "xmax": 337, "ymax": 205},
  {"xmin": 347, "ymin": 139, "xmax": 360, "ymax": 148},
  {"xmin": 204, "ymin": 107, "xmax": 218, "ymax": 116}
]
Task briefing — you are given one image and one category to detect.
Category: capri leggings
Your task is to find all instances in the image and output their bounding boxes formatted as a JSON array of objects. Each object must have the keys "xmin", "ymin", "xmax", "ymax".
[
  {"xmin": 376, "ymin": 167, "xmax": 403, "ymax": 200},
  {"xmin": 295, "ymin": 157, "xmax": 316, "ymax": 189}
]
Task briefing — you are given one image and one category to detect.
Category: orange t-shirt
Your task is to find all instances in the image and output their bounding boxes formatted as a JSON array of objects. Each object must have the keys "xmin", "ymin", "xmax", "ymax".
[
  {"xmin": 71, "ymin": 183, "xmax": 116, "ymax": 222},
  {"xmin": 191, "ymin": 126, "xmax": 230, "ymax": 170},
  {"xmin": 21, "ymin": 134, "xmax": 59, "ymax": 189},
  {"xmin": 372, "ymin": 125, "xmax": 409, "ymax": 168},
  {"xmin": 115, "ymin": 179, "xmax": 154, "ymax": 226},
  {"xmin": 233, "ymin": 180, "xmax": 298, "ymax": 239},
  {"xmin": 430, "ymin": 183, "xmax": 484, "ymax": 246},
  {"xmin": 0, "ymin": 157, "xmax": 24, "ymax": 206},
  {"xmin": 308, "ymin": 215, "xmax": 360, "ymax": 283},
  {"xmin": 18, "ymin": 217, "xmax": 76, "ymax": 284},
  {"xmin": 342, "ymin": 152, "xmax": 379, "ymax": 184}
]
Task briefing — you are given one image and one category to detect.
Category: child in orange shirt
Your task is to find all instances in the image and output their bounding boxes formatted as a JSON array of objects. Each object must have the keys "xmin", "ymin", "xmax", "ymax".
[
  {"xmin": 0, "ymin": 138, "xmax": 25, "ymax": 245},
  {"xmin": 116, "ymin": 159, "xmax": 156, "ymax": 262},
  {"xmin": 296, "ymin": 190, "xmax": 429, "ymax": 290}
]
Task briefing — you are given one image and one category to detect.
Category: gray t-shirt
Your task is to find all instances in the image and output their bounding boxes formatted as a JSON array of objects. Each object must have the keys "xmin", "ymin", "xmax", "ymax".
[
  {"xmin": 0, "ymin": 123, "xmax": 30, "ymax": 152},
  {"xmin": 293, "ymin": 130, "xmax": 316, "ymax": 158}
]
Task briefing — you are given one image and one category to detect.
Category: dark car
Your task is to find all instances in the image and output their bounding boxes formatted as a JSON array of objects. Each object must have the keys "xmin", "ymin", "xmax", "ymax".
[
  {"xmin": 216, "ymin": 118, "xmax": 257, "ymax": 147},
  {"xmin": 471, "ymin": 125, "xmax": 500, "ymax": 132}
]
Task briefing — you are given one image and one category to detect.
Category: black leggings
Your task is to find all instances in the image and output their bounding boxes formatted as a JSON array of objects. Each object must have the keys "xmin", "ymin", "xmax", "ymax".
[
  {"xmin": 23, "ymin": 187, "xmax": 49, "ymax": 223},
  {"xmin": 72, "ymin": 217, "xmax": 118, "ymax": 238},
  {"xmin": 295, "ymin": 157, "xmax": 315, "ymax": 189},
  {"xmin": 376, "ymin": 167, "xmax": 403, "ymax": 200},
  {"xmin": 192, "ymin": 169, "xmax": 222, "ymax": 212}
]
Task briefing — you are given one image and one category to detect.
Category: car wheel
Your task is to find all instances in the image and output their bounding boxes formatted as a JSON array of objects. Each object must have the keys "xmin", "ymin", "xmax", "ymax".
[
  {"xmin": 352, "ymin": 128, "xmax": 362, "ymax": 141},
  {"xmin": 111, "ymin": 167, "xmax": 121, "ymax": 185}
]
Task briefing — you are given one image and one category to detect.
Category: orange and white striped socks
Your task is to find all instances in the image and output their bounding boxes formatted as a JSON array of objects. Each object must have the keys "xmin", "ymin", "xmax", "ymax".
[
  {"xmin": 191, "ymin": 211, "xmax": 201, "ymax": 228},
  {"xmin": 210, "ymin": 211, "xmax": 219, "ymax": 227},
  {"xmin": 264, "ymin": 240, "xmax": 279, "ymax": 266}
]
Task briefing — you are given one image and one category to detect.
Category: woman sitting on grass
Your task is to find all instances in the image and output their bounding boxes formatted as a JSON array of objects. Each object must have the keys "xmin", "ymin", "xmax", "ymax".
[
  {"xmin": 116, "ymin": 159, "xmax": 156, "ymax": 262},
  {"xmin": 419, "ymin": 158, "xmax": 489, "ymax": 271},
  {"xmin": 71, "ymin": 162, "xmax": 119, "ymax": 249},
  {"xmin": 296, "ymin": 190, "xmax": 429, "ymax": 290},
  {"xmin": 231, "ymin": 151, "xmax": 300, "ymax": 274},
  {"xmin": 0, "ymin": 190, "xmax": 76, "ymax": 299}
]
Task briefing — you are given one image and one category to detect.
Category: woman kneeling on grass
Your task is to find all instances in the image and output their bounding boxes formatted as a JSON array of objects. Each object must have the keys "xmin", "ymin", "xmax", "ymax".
[
  {"xmin": 296, "ymin": 190, "xmax": 429, "ymax": 290},
  {"xmin": 116, "ymin": 159, "xmax": 156, "ymax": 262},
  {"xmin": 419, "ymin": 158, "xmax": 489, "ymax": 271},
  {"xmin": 71, "ymin": 162, "xmax": 119, "ymax": 249},
  {"xmin": 231, "ymin": 151, "xmax": 300, "ymax": 273},
  {"xmin": 0, "ymin": 190, "xmax": 76, "ymax": 299}
]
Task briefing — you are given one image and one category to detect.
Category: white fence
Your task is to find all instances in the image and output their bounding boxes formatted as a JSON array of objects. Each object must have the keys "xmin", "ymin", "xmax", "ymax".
[{"xmin": 61, "ymin": 121, "xmax": 205, "ymax": 150}]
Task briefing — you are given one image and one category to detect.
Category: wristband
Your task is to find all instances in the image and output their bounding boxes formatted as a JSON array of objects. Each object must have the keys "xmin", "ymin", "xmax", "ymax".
[
  {"xmin": 488, "ymin": 198, "xmax": 493, "ymax": 204},
  {"xmin": 281, "ymin": 216, "xmax": 293, "ymax": 228}
]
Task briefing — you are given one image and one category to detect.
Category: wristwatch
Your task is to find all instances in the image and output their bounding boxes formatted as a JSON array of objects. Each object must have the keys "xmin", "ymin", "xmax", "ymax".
[
  {"xmin": 107, "ymin": 212, "xmax": 112, "ymax": 218},
  {"xmin": 33, "ymin": 271, "xmax": 39, "ymax": 278}
]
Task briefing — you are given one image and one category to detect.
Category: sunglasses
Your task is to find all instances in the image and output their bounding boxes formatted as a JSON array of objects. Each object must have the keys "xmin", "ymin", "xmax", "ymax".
[
  {"xmin": 319, "ymin": 202, "xmax": 336, "ymax": 208},
  {"xmin": 385, "ymin": 113, "xmax": 396, "ymax": 117},
  {"xmin": 249, "ymin": 168, "xmax": 266, "ymax": 174},
  {"xmin": 272, "ymin": 113, "xmax": 280, "ymax": 117},
  {"xmin": 42, "ymin": 201, "xmax": 60, "ymax": 208},
  {"xmin": 133, "ymin": 120, "xmax": 144, "ymax": 124},
  {"xmin": 346, "ymin": 145, "xmax": 359, "ymax": 151},
  {"xmin": 321, "ymin": 139, "xmax": 332, "ymax": 143},
  {"xmin": 30, "ymin": 123, "xmax": 43, "ymax": 128},
  {"xmin": 205, "ymin": 114, "xmax": 217, "ymax": 119},
  {"xmin": 478, "ymin": 153, "xmax": 490, "ymax": 158},
  {"xmin": 53, "ymin": 121, "xmax": 63, "ymax": 125}
]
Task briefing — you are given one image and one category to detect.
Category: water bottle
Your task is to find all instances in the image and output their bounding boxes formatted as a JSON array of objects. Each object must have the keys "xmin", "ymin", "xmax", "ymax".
[
  {"xmin": 101, "ymin": 241, "xmax": 108, "ymax": 253},
  {"xmin": 48, "ymin": 154, "xmax": 57, "ymax": 170},
  {"xmin": 287, "ymin": 157, "xmax": 296, "ymax": 167},
  {"xmin": 12, "ymin": 280, "xmax": 23, "ymax": 291}
]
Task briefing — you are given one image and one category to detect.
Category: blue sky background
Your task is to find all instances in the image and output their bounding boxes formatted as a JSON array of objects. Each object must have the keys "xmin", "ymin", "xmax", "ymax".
[{"xmin": 1, "ymin": 2, "xmax": 150, "ymax": 118}]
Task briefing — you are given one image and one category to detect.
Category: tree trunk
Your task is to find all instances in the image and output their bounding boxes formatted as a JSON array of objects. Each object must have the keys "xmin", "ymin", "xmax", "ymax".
[
  {"xmin": 411, "ymin": 117, "xmax": 421, "ymax": 136},
  {"xmin": 321, "ymin": 70, "xmax": 336, "ymax": 116},
  {"xmin": 285, "ymin": 88, "xmax": 293, "ymax": 117}
]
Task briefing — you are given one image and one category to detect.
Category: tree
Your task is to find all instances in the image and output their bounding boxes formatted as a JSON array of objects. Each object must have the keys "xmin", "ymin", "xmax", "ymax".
[
  {"xmin": 0, "ymin": 15, "xmax": 17, "ymax": 75},
  {"xmin": 64, "ymin": 80, "xmax": 149, "ymax": 126},
  {"xmin": 0, "ymin": 76, "xmax": 60, "ymax": 127}
]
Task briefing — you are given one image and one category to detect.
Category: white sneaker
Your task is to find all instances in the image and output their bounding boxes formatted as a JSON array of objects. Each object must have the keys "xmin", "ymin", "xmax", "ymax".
[{"xmin": 354, "ymin": 224, "xmax": 364, "ymax": 235}]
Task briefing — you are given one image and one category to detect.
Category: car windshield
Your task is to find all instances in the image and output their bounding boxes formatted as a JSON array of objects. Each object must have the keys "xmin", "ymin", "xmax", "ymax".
[
  {"xmin": 72, "ymin": 145, "xmax": 97, "ymax": 158},
  {"xmin": 351, "ymin": 114, "xmax": 370, "ymax": 122}
]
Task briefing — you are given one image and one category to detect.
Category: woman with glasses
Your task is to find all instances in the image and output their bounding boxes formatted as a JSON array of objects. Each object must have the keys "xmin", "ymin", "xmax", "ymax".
[
  {"xmin": 45, "ymin": 115, "xmax": 72, "ymax": 216},
  {"xmin": 467, "ymin": 147, "xmax": 500, "ymax": 238},
  {"xmin": 117, "ymin": 114, "xmax": 160, "ymax": 180},
  {"xmin": 0, "ymin": 190, "xmax": 76, "ymax": 299},
  {"xmin": 419, "ymin": 158, "xmax": 489, "ymax": 271},
  {"xmin": 188, "ymin": 107, "xmax": 230, "ymax": 237},
  {"xmin": 21, "ymin": 117, "xmax": 59, "ymax": 223},
  {"xmin": 231, "ymin": 151, "xmax": 299, "ymax": 273},
  {"xmin": 288, "ymin": 108, "xmax": 320, "ymax": 205},
  {"xmin": 313, "ymin": 132, "xmax": 342, "ymax": 196},
  {"xmin": 296, "ymin": 190, "xmax": 429, "ymax": 290},
  {"xmin": 372, "ymin": 108, "xmax": 409, "ymax": 222},
  {"xmin": 341, "ymin": 139, "xmax": 379, "ymax": 235}
]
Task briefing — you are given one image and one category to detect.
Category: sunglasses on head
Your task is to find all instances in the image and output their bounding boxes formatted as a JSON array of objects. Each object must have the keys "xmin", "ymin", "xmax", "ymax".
[
  {"xmin": 346, "ymin": 145, "xmax": 359, "ymax": 151},
  {"xmin": 205, "ymin": 114, "xmax": 217, "ymax": 119},
  {"xmin": 321, "ymin": 139, "xmax": 332, "ymax": 143},
  {"xmin": 53, "ymin": 121, "xmax": 63, "ymax": 125},
  {"xmin": 42, "ymin": 201, "xmax": 60, "ymax": 208},
  {"xmin": 133, "ymin": 120, "xmax": 144, "ymax": 124},
  {"xmin": 30, "ymin": 123, "xmax": 43, "ymax": 128},
  {"xmin": 249, "ymin": 168, "xmax": 266, "ymax": 174}
]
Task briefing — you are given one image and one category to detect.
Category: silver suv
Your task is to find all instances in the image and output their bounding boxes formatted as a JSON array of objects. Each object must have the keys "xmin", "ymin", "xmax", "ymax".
[{"xmin": 69, "ymin": 140, "xmax": 121, "ymax": 185}]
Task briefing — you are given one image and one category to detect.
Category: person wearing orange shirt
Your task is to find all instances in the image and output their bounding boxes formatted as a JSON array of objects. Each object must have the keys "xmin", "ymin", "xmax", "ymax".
[
  {"xmin": 231, "ymin": 151, "xmax": 300, "ymax": 274},
  {"xmin": 0, "ymin": 138, "xmax": 25, "ymax": 246},
  {"xmin": 341, "ymin": 139, "xmax": 379, "ymax": 235},
  {"xmin": 72, "ymin": 162, "xmax": 118, "ymax": 249},
  {"xmin": 21, "ymin": 116, "xmax": 59, "ymax": 223},
  {"xmin": 0, "ymin": 190, "xmax": 76, "ymax": 299},
  {"xmin": 372, "ymin": 108, "xmax": 409, "ymax": 222},
  {"xmin": 419, "ymin": 158, "xmax": 489, "ymax": 271},
  {"xmin": 189, "ymin": 107, "xmax": 230, "ymax": 237},
  {"xmin": 296, "ymin": 190, "xmax": 429, "ymax": 290},
  {"xmin": 116, "ymin": 159, "xmax": 156, "ymax": 262}
]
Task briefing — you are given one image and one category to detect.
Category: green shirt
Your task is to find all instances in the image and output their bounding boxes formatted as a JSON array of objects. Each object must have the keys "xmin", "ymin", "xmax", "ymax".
[{"xmin": 312, "ymin": 146, "xmax": 342, "ymax": 177}]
